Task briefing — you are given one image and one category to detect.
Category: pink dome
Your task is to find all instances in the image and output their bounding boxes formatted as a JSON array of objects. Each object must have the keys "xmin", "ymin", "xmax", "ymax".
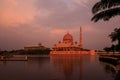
[{"xmin": 63, "ymin": 33, "xmax": 73, "ymax": 43}]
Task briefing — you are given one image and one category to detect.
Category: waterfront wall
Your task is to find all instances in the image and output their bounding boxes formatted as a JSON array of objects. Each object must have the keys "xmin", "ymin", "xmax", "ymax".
[
  {"xmin": 0, "ymin": 55, "xmax": 28, "ymax": 61},
  {"xmin": 97, "ymin": 52, "xmax": 120, "ymax": 54},
  {"xmin": 13, "ymin": 55, "xmax": 49, "ymax": 58},
  {"xmin": 50, "ymin": 50, "xmax": 95, "ymax": 55},
  {"xmin": 0, "ymin": 54, "xmax": 49, "ymax": 61}
]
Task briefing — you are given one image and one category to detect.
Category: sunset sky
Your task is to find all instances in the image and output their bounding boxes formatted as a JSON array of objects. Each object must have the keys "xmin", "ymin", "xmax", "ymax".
[{"xmin": 0, "ymin": 0, "xmax": 120, "ymax": 50}]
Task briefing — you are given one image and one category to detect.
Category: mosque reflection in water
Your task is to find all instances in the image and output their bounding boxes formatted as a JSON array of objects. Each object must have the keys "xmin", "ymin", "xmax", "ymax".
[
  {"xmin": 50, "ymin": 55, "xmax": 98, "ymax": 80},
  {"xmin": 50, "ymin": 55, "xmax": 120, "ymax": 80},
  {"xmin": 0, "ymin": 55, "xmax": 119, "ymax": 80}
]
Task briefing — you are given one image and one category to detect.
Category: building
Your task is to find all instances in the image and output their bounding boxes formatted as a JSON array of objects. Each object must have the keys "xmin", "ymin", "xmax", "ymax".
[
  {"xmin": 52, "ymin": 32, "xmax": 80, "ymax": 51},
  {"xmin": 24, "ymin": 43, "xmax": 48, "ymax": 51},
  {"xmin": 50, "ymin": 27, "xmax": 95, "ymax": 55}
]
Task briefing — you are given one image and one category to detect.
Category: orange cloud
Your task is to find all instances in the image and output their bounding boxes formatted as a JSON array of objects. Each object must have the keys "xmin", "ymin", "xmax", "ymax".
[
  {"xmin": 84, "ymin": 26, "xmax": 97, "ymax": 32},
  {"xmin": 0, "ymin": 0, "xmax": 37, "ymax": 27},
  {"xmin": 50, "ymin": 28, "xmax": 80, "ymax": 38},
  {"xmin": 50, "ymin": 29, "xmax": 66, "ymax": 35},
  {"xmin": 68, "ymin": 0, "xmax": 90, "ymax": 8}
]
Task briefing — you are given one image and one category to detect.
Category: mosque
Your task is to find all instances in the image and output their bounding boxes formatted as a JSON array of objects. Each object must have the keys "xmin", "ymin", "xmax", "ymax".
[{"xmin": 50, "ymin": 27, "xmax": 95, "ymax": 55}]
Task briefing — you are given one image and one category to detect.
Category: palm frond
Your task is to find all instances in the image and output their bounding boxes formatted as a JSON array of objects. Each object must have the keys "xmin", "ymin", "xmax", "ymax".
[
  {"xmin": 92, "ymin": 2, "xmax": 101, "ymax": 14},
  {"xmin": 108, "ymin": 0, "xmax": 120, "ymax": 8},
  {"xmin": 92, "ymin": 0, "xmax": 120, "ymax": 14},
  {"xmin": 91, "ymin": 7, "xmax": 120, "ymax": 22}
]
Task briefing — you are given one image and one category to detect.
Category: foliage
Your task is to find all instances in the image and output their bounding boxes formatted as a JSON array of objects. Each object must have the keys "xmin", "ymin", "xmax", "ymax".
[
  {"xmin": 109, "ymin": 28, "xmax": 120, "ymax": 43},
  {"xmin": 20, "ymin": 49, "xmax": 51, "ymax": 55},
  {"xmin": 103, "ymin": 28, "xmax": 120, "ymax": 52},
  {"xmin": 109, "ymin": 28, "xmax": 120, "ymax": 51},
  {"xmin": 115, "ymin": 44, "xmax": 120, "ymax": 51},
  {"xmin": 0, "ymin": 50, "xmax": 8, "ymax": 55},
  {"xmin": 103, "ymin": 47, "xmax": 111, "ymax": 52},
  {"xmin": 91, "ymin": 0, "xmax": 120, "ymax": 22},
  {"xmin": 0, "ymin": 49, "xmax": 51, "ymax": 55}
]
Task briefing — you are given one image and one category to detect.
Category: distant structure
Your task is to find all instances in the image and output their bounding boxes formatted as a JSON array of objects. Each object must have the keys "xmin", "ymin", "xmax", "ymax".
[
  {"xmin": 52, "ymin": 32, "xmax": 80, "ymax": 51},
  {"xmin": 50, "ymin": 27, "xmax": 95, "ymax": 55},
  {"xmin": 24, "ymin": 43, "xmax": 48, "ymax": 51},
  {"xmin": 0, "ymin": 48, "xmax": 2, "ymax": 53},
  {"xmin": 80, "ymin": 27, "xmax": 82, "ymax": 49}
]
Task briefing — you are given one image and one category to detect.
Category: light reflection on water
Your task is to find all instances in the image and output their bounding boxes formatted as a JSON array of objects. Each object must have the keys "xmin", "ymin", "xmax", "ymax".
[{"xmin": 0, "ymin": 55, "xmax": 116, "ymax": 80}]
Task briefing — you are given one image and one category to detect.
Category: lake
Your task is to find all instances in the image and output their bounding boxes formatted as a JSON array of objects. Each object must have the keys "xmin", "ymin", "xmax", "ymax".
[{"xmin": 0, "ymin": 55, "xmax": 118, "ymax": 80}]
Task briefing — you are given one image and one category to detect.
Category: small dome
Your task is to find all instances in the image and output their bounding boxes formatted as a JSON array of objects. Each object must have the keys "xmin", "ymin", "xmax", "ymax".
[{"xmin": 63, "ymin": 33, "xmax": 73, "ymax": 43}]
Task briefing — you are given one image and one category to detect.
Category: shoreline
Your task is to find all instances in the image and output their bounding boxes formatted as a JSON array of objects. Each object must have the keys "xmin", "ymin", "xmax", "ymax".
[{"xmin": 0, "ymin": 54, "xmax": 50, "ymax": 61}]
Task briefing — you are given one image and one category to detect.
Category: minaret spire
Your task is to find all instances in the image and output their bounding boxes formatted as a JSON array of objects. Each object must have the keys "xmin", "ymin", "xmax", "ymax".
[{"xmin": 80, "ymin": 27, "xmax": 82, "ymax": 49}]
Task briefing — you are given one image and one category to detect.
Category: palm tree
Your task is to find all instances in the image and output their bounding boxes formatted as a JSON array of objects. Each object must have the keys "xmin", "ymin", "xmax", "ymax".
[
  {"xmin": 91, "ymin": 0, "xmax": 120, "ymax": 22},
  {"xmin": 109, "ymin": 28, "xmax": 120, "ymax": 51}
]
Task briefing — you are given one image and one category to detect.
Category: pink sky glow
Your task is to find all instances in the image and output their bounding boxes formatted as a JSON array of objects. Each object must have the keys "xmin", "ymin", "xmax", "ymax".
[{"xmin": 0, "ymin": 0, "xmax": 120, "ymax": 50}]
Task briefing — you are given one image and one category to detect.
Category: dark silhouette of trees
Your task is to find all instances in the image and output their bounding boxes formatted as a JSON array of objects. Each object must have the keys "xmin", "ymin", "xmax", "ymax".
[
  {"xmin": 91, "ymin": 0, "xmax": 120, "ymax": 22},
  {"xmin": 104, "ymin": 47, "xmax": 111, "ymax": 53},
  {"xmin": 103, "ymin": 28, "xmax": 120, "ymax": 52},
  {"xmin": 111, "ymin": 44, "xmax": 115, "ymax": 53},
  {"xmin": 109, "ymin": 28, "xmax": 120, "ymax": 51},
  {"xmin": 109, "ymin": 28, "xmax": 120, "ymax": 46}
]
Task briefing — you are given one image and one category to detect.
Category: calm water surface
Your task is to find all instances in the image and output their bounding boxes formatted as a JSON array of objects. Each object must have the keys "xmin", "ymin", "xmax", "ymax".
[{"xmin": 0, "ymin": 55, "xmax": 118, "ymax": 80}]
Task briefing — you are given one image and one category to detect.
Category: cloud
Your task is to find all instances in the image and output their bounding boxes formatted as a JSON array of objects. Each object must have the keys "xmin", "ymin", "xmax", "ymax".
[
  {"xmin": 0, "ymin": 0, "xmax": 119, "ymax": 50},
  {"xmin": 70, "ymin": 0, "xmax": 90, "ymax": 8},
  {"xmin": 0, "ymin": 0, "xmax": 98, "ymax": 28},
  {"xmin": 50, "ymin": 29, "xmax": 66, "ymax": 36},
  {"xmin": 0, "ymin": 0, "xmax": 37, "ymax": 27},
  {"xmin": 34, "ymin": 0, "xmax": 95, "ymax": 29},
  {"xmin": 50, "ymin": 28, "xmax": 79, "ymax": 35},
  {"xmin": 84, "ymin": 26, "xmax": 98, "ymax": 32}
]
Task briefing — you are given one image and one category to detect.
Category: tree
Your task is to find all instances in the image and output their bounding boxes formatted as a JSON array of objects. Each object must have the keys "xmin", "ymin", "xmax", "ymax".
[
  {"xmin": 104, "ymin": 47, "xmax": 111, "ymax": 53},
  {"xmin": 91, "ymin": 0, "xmax": 120, "ymax": 22},
  {"xmin": 111, "ymin": 44, "xmax": 115, "ymax": 53},
  {"xmin": 109, "ymin": 28, "xmax": 120, "ymax": 51}
]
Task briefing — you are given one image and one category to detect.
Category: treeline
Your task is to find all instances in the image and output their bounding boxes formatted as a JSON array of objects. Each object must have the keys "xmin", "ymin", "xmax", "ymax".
[
  {"xmin": 104, "ymin": 44, "xmax": 120, "ymax": 52},
  {"xmin": 21, "ymin": 49, "xmax": 51, "ymax": 55},
  {"xmin": 0, "ymin": 49, "xmax": 51, "ymax": 55},
  {"xmin": 104, "ymin": 28, "xmax": 120, "ymax": 52}
]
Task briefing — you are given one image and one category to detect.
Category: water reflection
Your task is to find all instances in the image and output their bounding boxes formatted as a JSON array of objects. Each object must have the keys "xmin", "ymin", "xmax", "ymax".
[
  {"xmin": 50, "ymin": 55, "xmax": 99, "ymax": 80},
  {"xmin": 0, "ymin": 57, "xmax": 51, "ymax": 80},
  {"xmin": 100, "ymin": 61, "xmax": 120, "ymax": 80},
  {"xmin": 0, "ymin": 55, "xmax": 116, "ymax": 80}
]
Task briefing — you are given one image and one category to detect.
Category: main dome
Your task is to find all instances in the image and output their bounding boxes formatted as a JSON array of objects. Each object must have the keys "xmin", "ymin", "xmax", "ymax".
[{"xmin": 63, "ymin": 33, "xmax": 73, "ymax": 43}]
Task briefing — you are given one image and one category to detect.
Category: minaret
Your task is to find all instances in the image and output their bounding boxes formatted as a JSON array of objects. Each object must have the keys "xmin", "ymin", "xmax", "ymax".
[{"xmin": 80, "ymin": 27, "xmax": 82, "ymax": 49}]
